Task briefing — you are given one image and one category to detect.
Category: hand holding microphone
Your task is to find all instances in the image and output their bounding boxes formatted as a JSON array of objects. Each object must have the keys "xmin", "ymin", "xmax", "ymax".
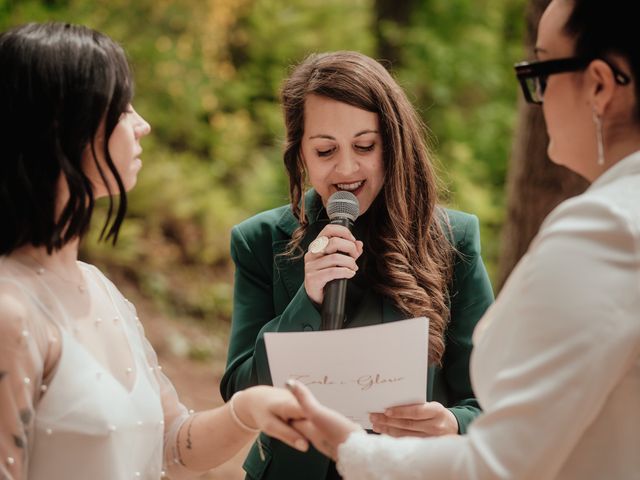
[{"xmin": 303, "ymin": 191, "xmax": 361, "ymax": 330}]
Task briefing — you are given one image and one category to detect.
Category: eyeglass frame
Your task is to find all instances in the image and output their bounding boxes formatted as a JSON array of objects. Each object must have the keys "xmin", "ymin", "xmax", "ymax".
[{"xmin": 514, "ymin": 57, "xmax": 631, "ymax": 105}]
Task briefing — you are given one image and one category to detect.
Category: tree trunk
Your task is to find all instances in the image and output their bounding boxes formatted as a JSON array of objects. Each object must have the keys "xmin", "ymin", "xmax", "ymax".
[
  {"xmin": 373, "ymin": 0, "xmax": 418, "ymax": 64},
  {"xmin": 496, "ymin": 0, "xmax": 588, "ymax": 290}
]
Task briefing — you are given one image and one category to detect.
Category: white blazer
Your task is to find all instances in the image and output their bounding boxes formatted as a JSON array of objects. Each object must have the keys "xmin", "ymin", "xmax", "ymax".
[{"xmin": 336, "ymin": 151, "xmax": 640, "ymax": 480}]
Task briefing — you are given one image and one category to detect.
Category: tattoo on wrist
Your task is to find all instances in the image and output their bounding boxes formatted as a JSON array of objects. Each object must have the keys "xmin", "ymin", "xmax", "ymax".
[
  {"xmin": 13, "ymin": 434, "xmax": 25, "ymax": 449},
  {"xmin": 19, "ymin": 409, "xmax": 32, "ymax": 425},
  {"xmin": 13, "ymin": 409, "xmax": 33, "ymax": 450},
  {"xmin": 186, "ymin": 414, "xmax": 197, "ymax": 450},
  {"xmin": 175, "ymin": 420, "xmax": 188, "ymax": 467},
  {"xmin": 175, "ymin": 414, "xmax": 198, "ymax": 466}
]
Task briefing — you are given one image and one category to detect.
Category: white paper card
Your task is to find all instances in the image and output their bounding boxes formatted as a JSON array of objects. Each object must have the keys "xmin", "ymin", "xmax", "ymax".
[{"xmin": 264, "ymin": 317, "xmax": 428, "ymax": 429}]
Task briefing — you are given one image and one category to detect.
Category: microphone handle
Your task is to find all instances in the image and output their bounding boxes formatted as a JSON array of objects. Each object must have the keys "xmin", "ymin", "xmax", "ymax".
[
  {"xmin": 321, "ymin": 278, "xmax": 348, "ymax": 330},
  {"xmin": 320, "ymin": 216, "xmax": 354, "ymax": 330}
]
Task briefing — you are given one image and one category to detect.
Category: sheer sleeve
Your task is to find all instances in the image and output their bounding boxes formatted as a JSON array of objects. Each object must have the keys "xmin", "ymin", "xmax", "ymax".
[
  {"xmin": 0, "ymin": 280, "xmax": 52, "ymax": 480},
  {"xmin": 123, "ymin": 298, "xmax": 200, "ymax": 479},
  {"xmin": 88, "ymin": 265, "xmax": 207, "ymax": 479}
]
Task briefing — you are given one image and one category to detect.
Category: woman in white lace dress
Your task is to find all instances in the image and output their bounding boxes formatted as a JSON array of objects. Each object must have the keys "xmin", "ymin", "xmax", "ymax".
[
  {"xmin": 288, "ymin": 0, "xmax": 640, "ymax": 478},
  {"xmin": 0, "ymin": 22, "xmax": 308, "ymax": 480}
]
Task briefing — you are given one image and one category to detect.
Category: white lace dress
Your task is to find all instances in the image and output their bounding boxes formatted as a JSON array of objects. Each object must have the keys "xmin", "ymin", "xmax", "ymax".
[{"xmin": 0, "ymin": 258, "xmax": 197, "ymax": 479}]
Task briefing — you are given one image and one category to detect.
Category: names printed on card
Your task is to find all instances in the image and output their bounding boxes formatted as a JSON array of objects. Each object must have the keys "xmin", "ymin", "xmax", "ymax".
[
  {"xmin": 289, "ymin": 373, "xmax": 405, "ymax": 391},
  {"xmin": 264, "ymin": 317, "xmax": 429, "ymax": 428}
]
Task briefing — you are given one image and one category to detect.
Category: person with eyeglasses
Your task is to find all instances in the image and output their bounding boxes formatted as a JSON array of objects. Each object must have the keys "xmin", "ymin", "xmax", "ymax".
[{"xmin": 282, "ymin": 0, "xmax": 640, "ymax": 478}]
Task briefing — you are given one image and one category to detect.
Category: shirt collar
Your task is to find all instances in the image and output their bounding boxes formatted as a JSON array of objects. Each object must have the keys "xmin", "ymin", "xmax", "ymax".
[
  {"xmin": 275, "ymin": 189, "xmax": 325, "ymax": 236},
  {"xmin": 589, "ymin": 150, "xmax": 640, "ymax": 191}
]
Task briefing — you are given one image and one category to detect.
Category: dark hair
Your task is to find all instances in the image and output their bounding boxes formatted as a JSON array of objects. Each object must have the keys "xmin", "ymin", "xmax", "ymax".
[
  {"xmin": 281, "ymin": 51, "xmax": 454, "ymax": 364},
  {"xmin": 0, "ymin": 22, "xmax": 133, "ymax": 254},
  {"xmin": 564, "ymin": 0, "xmax": 640, "ymax": 119}
]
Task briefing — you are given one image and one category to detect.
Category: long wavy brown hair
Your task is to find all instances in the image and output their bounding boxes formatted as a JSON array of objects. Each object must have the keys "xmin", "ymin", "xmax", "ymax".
[{"xmin": 281, "ymin": 51, "xmax": 454, "ymax": 364}]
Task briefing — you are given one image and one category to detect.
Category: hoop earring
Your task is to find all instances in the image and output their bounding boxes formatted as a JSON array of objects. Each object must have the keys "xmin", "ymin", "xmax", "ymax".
[{"xmin": 592, "ymin": 110, "xmax": 605, "ymax": 166}]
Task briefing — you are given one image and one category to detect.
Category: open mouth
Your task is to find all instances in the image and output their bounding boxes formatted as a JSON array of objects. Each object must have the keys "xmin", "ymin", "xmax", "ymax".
[{"xmin": 335, "ymin": 180, "xmax": 365, "ymax": 196}]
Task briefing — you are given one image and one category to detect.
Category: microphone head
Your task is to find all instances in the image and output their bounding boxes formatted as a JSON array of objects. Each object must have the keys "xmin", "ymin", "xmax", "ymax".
[{"xmin": 327, "ymin": 190, "xmax": 360, "ymax": 222}]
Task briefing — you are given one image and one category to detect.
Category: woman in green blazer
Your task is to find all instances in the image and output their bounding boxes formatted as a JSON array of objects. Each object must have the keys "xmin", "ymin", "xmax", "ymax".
[{"xmin": 220, "ymin": 51, "xmax": 494, "ymax": 480}]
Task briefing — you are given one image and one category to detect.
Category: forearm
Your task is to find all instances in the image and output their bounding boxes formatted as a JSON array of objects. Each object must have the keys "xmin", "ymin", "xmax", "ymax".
[
  {"xmin": 169, "ymin": 386, "xmax": 307, "ymax": 477},
  {"xmin": 169, "ymin": 404, "xmax": 257, "ymax": 475}
]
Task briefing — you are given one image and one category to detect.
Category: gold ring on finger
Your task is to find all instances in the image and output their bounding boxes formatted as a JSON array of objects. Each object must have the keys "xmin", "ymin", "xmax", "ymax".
[{"xmin": 308, "ymin": 235, "xmax": 329, "ymax": 254}]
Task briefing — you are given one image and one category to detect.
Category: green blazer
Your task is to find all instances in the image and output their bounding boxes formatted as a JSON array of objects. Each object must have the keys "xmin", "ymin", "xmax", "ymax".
[{"xmin": 220, "ymin": 191, "xmax": 494, "ymax": 480}]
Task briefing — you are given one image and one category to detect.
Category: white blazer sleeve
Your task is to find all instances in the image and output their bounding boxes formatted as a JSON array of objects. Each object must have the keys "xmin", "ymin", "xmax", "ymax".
[{"xmin": 336, "ymin": 197, "xmax": 640, "ymax": 480}]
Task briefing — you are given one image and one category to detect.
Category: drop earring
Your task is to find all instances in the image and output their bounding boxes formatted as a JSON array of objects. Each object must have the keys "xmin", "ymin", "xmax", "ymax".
[{"xmin": 592, "ymin": 110, "xmax": 605, "ymax": 166}]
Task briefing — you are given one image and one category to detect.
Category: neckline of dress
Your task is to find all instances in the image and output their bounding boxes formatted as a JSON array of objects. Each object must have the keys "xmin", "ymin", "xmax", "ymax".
[
  {"xmin": 8, "ymin": 258, "xmax": 141, "ymax": 394},
  {"xmin": 54, "ymin": 327, "xmax": 144, "ymax": 396}
]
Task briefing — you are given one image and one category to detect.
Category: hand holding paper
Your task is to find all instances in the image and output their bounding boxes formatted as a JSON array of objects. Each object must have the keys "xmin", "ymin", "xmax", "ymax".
[
  {"xmin": 264, "ymin": 317, "xmax": 429, "ymax": 429},
  {"xmin": 369, "ymin": 401, "xmax": 459, "ymax": 437}
]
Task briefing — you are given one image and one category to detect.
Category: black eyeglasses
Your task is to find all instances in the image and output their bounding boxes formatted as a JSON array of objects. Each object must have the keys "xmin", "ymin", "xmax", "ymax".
[{"xmin": 514, "ymin": 57, "xmax": 631, "ymax": 105}]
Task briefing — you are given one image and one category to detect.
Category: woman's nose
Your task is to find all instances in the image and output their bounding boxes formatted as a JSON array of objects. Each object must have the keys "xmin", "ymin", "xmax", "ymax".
[
  {"xmin": 136, "ymin": 120, "xmax": 151, "ymax": 137},
  {"xmin": 133, "ymin": 109, "xmax": 151, "ymax": 138},
  {"xmin": 334, "ymin": 149, "xmax": 359, "ymax": 175}
]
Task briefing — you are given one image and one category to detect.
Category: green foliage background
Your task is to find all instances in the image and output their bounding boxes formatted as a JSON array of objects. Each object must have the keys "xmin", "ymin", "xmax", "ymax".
[{"xmin": 1, "ymin": 0, "xmax": 525, "ymax": 324}]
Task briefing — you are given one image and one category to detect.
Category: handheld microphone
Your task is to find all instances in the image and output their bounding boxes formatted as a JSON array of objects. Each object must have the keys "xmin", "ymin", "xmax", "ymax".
[{"xmin": 320, "ymin": 190, "xmax": 360, "ymax": 330}]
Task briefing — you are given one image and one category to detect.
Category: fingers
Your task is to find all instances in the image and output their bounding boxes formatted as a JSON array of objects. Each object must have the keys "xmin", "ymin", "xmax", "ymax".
[
  {"xmin": 381, "ymin": 402, "xmax": 439, "ymax": 420},
  {"xmin": 324, "ymin": 236, "xmax": 361, "ymax": 258},
  {"xmin": 307, "ymin": 225, "xmax": 363, "ymax": 261},
  {"xmin": 286, "ymin": 380, "xmax": 321, "ymax": 417},
  {"xmin": 284, "ymin": 382, "xmax": 338, "ymax": 458},
  {"xmin": 238, "ymin": 386, "xmax": 309, "ymax": 452},
  {"xmin": 303, "ymin": 224, "xmax": 364, "ymax": 304},
  {"xmin": 372, "ymin": 424, "xmax": 432, "ymax": 438},
  {"xmin": 369, "ymin": 402, "xmax": 458, "ymax": 437},
  {"xmin": 318, "ymin": 224, "xmax": 357, "ymax": 243},
  {"xmin": 369, "ymin": 415, "xmax": 429, "ymax": 435},
  {"xmin": 305, "ymin": 237, "xmax": 361, "ymax": 263},
  {"xmin": 261, "ymin": 417, "xmax": 309, "ymax": 452},
  {"xmin": 290, "ymin": 419, "xmax": 337, "ymax": 459},
  {"xmin": 304, "ymin": 252, "xmax": 359, "ymax": 304},
  {"xmin": 304, "ymin": 266, "xmax": 357, "ymax": 304},
  {"xmin": 290, "ymin": 418, "xmax": 315, "ymax": 439},
  {"xmin": 306, "ymin": 256, "xmax": 359, "ymax": 285}
]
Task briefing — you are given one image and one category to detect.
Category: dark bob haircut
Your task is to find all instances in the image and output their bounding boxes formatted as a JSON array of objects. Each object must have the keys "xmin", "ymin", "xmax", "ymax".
[
  {"xmin": 0, "ymin": 22, "xmax": 133, "ymax": 255},
  {"xmin": 565, "ymin": 0, "xmax": 640, "ymax": 120}
]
